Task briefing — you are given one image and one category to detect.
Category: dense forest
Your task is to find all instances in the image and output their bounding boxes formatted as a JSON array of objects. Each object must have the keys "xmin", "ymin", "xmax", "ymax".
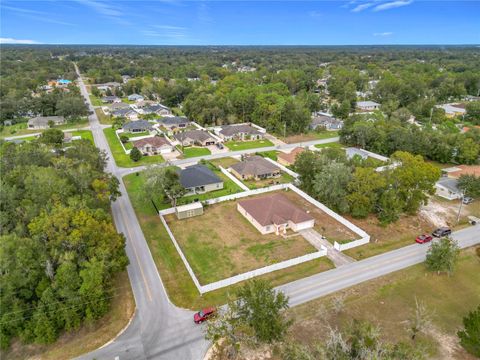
[{"xmin": 0, "ymin": 139, "xmax": 128, "ymax": 349}]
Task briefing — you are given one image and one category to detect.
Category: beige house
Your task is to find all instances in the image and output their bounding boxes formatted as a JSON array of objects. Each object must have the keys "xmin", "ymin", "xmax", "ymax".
[
  {"xmin": 218, "ymin": 124, "xmax": 263, "ymax": 141},
  {"xmin": 132, "ymin": 136, "xmax": 173, "ymax": 155},
  {"xmin": 230, "ymin": 156, "xmax": 281, "ymax": 181},
  {"xmin": 277, "ymin": 147, "xmax": 305, "ymax": 166},
  {"xmin": 237, "ymin": 193, "xmax": 315, "ymax": 235},
  {"xmin": 174, "ymin": 130, "xmax": 217, "ymax": 147},
  {"xmin": 27, "ymin": 116, "xmax": 65, "ymax": 129}
]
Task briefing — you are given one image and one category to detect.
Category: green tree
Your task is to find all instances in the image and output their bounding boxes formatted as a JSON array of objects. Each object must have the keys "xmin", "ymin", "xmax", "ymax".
[
  {"xmin": 40, "ymin": 128, "xmax": 64, "ymax": 145},
  {"xmin": 465, "ymin": 101, "xmax": 480, "ymax": 124},
  {"xmin": 143, "ymin": 166, "xmax": 186, "ymax": 207},
  {"xmin": 458, "ymin": 175, "xmax": 480, "ymax": 197},
  {"xmin": 457, "ymin": 305, "xmax": 480, "ymax": 357},
  {"xmin": 313, "ymin": 162, "xmax": 352, "ymax": 214},
  {"xmin": 347, "ymin": 167, "xmax": 386, "ymax": 218},
  {"xmin": 130, "ymin": 147, "xmax": 142, "ymax": 162},
  {"xmin": 425, "ymin": 237, "xmax": 460, "ymax": 276}
]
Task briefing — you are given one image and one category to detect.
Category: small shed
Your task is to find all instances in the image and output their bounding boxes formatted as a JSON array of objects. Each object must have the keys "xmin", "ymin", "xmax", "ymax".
[{"xmin": 175, "ymin": 202, "xmax": 204, "ymax": 220}]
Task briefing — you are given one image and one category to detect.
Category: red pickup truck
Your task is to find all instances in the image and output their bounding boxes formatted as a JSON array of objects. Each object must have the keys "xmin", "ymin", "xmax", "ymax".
[{"xmin": 194, "ymin": 307, "xmax": 216, "ymax": 324}]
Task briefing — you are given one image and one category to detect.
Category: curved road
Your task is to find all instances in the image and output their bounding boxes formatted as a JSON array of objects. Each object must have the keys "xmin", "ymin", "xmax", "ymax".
[{"xmin": 75, "ymin": 65, "xmax": 480, "ymax": 360}]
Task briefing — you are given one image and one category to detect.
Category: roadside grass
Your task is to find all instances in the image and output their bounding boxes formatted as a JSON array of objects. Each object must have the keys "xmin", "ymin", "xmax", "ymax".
[
  {"xmin": 279, "ymin": 131, "xmax": 339, "ymax": 144},
  {"xmin": 256, "ymin": 150, "xmax": 279, "ymax": 161},
  {"xmin": 89, "ymin": 95, "xmax": 103, "ymax": 106},
  {"xmin": 288, "ymin": 247, "xmax": 480, "ymax": 359},
  {"xmin": 165, "ymin": 200, "xmax": 317, "ymax": 284},
  {"xmin": 241, "ymin": 172, "xmax": 294, "ymax": 190},
  {"xmin": 209, "ymin": 157, "xmax": 239, "ymax": 168},
  {"xmin": 71, "ymin": 130, "xmax": 94, "ymax": 143},
  {"xmin": 103, "ymin": 127, "xmax": 164, "ymax": 167},
  {"xmin": 179, "ymin": 146, "xmax": 211, "ymax": 158},
  {"xmin": 2, "ymin": 271, "xmax": 134, "ymax": 360},
  {"xmin": 95, "ymin": 108, "xmax": 112, "ymax": 125},
  {"xmin": 123, "ymin": 174, "xmax": 335, "ymax": 309},
  {"xmin": 0, "ymin": 120, "xmax": 89, "ymax": 139},
  {"xmin": 225, "ymin": 139, "xmax": 274, "ymax": 151},
  {"xmin": 315, "ymin": 142, "xmax": 344, "ymax": 149}
]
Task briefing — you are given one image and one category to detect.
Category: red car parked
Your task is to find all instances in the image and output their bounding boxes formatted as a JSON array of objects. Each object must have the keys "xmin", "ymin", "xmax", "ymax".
[
  {"xmin": 415, "ymin": 234, "xmax": 433, "ymax": 244},
  {"xmin": 194, "ymin": 307, "xmax": 216, "ymax": 324}
]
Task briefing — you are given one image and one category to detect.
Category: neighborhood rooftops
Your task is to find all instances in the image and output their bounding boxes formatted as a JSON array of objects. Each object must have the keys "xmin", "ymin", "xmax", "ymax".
[
  {"xmin": 219, "ymin": 124, "xmax": 261, "ymax": 137},
  {"xmin": 443, "ymin": 165, "xmax": 480, "ymax": 178},
  {"xmin": 27, "ymin": 116, "xmax": 65, "ymax": 127},
  {"xmin": 230, "ymin": 156, "xmax": 280, "ymax": 178},
  {"xmin": 310, "ymin": 114, "xmax": 343, "ymax": 130},
  {"xmin": 174, "ymin": 129, "xmax": 214, "ymax": 143},
  {"xmin": 158, "ymin": 116, "xmax": 189, "ymax": 127},
  {"xmin": 277, "ymin": 147, "xmax": 305, "ymax": 165},
  {"xmin": 238, "ymin": 193, "xmax": 313, "ymax": 227},
  {"xmin": 122, "ymin": 120, "xmax": 153, "ymax": 131},
  {"xmin": 132, "ymin": 136, "xmax": 170, "ymax": 148},
  {"xmin": 179, "ymin": 164, "xmax": 222, "ymax": 189}
]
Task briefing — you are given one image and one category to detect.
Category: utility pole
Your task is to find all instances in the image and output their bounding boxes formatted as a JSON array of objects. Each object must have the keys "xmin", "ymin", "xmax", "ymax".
[{"xmin": 456, "ymin": 192, "xmax": 464, "ymax": 225}]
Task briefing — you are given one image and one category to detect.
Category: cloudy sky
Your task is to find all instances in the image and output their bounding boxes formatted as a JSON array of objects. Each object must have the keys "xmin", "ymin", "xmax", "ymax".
[{"xmin": 1, "ymin": 0, "xmax": 479, "ymax": 45}]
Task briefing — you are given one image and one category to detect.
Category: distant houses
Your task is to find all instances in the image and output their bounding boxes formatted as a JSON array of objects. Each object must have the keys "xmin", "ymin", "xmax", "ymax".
[
  {"xmin": 27, "ymin": 116, "xmax": 65, "ymax": 130},
  {"xmin": 102, "ymin": 96, "xmax": 121, "ymax": 104},
  {"xmin": 436, "ymin": 103, "xmax": 466, "ymax": 118},
  {"xmin": 356, "ymin": 101, "xmax": 380, "ymax": 112},
  {"xmin": 158, "ymin": 116, "xmax": 189, "ymax": 130},
  {"xmin": 128, "ymin": 94, "xmax": 144, "ymax": 102},
  {"xmin": 310, "ymin": 114, "xmax": 343, "ymax": 131},
  {"xmin": 229, "ymin": 156, "xmax": 281, "ymax": 181},
  {"xmin": 112, "ymin": 108, "xmax": 139, "ymax": 121},
  {"xmin": 277, "ymin": 147, "xmax": 305, "ymax": 166}
]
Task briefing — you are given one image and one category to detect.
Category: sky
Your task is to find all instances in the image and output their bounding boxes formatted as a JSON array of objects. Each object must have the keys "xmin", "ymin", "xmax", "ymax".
[{"xmin": 1, "ymin": 0, "xmax": 479, "ymax": 45}]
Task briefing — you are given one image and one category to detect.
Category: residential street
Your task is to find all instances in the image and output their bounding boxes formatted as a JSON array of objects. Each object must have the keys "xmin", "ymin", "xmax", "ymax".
[{"xmin": 75, "ymin": 65, "xmax": 480, "ymax": 360}]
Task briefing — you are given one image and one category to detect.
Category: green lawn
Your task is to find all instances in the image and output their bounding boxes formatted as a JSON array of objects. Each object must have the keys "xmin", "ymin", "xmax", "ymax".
[
  {"xmin": 122, "ymin": 172, "xmax": 334, "ymax": 308},
  {"xmin": 180, "ymin": 146, "xmax": 211, "ymax": 158},
  {"xmin": 279, "ymin": 131, "xmax": 340, "ymax": 144},
  {"xmin": 89, "ymin": 95, "xmax": 103, "ymax": 106},
  {"xmin": 225, "ymin": 139, "xmax": 274, "ymax": 151},
  {"xmin": 0, "ymin": 120, "xmax": 89, "ymax": 139},
  {"xmin": 103, "ymin": 127, "xmax": 164, "ymax": 167},
  {"xmin": 242, "ymin": 172, "xmax": 295, "ymax": 190},
  {"xmin": 71, "ymin": 130, "xmax": 94, "ymax": 144},
  {"xmin": 121, "ymin": 97, "xmax": 135, "ymax": 104},
  {"xmin": 95, "ymin": 108, "xmax": 112, "ymax": 125},
  {"xmin": 315, "ymin": 142, "xmax": 343, "ymax": 149},
  {"xmin": 120, "ymin": 131, "xmax": 151, "ymax": 139},
  {"xmin": 256, "ymin": 150, "xmax": 279, "ymax": 161}
]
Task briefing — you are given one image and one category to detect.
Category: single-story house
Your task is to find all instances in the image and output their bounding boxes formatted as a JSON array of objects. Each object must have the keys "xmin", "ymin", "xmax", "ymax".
[
  {"xmin": 95, "ymin": 82, "xmax": 121, "ymax": 92},
  {"xmin": 122, "ymin": 120, "xmax": 153, "ymax": 133},
  {"xmin": 142, "ymin": 104, "xmax": 171, "ymax": 116},
  {"xmin": 102, "ymin": 96, "xmax": 121, "ymax": 104},
  {"xmin": 174, "ymin": 130, "xmax": 217, "ymax": 147},
  {"xmin": 345, "ymin": 147, "xmax": 389, "ymax": 162},
  {"xmin": 128, "ymin": 94, "xmax": 144, "ymax": 102},
  {"xmin": 132, "ymin": 136, "xmax": 173, "ymax": 155},
  {"xmin": 435, "ymin": 178, "xmax": 462, "ymax": 200},
  {"xmin": 175, "ymin": 202, "xmax": 204, "ymax": 220},
  {"xmin": 277, "ymin": 147, "xmax": 305, "ymax": 166},
  {"xmin": 218, "ymin": 124, "xmax": 263, "ymax": 141},
  {"xmin": 237, "ymin": 193, "xmax": 315, "ymax": 235},
  {"xmin": 443, "ymin": 165, "xmax": 480, "ymax": 179},
  {"xmin": 158, "ymin": 116, "xmax": 189, "ymax": 130},
  {"xmin": 179, "ymin": 164, "xmax": 224, "ymax": 195},
  {"xmin": 230, "ymin": 156, "xmax": 281, "ymax": 181},
  {"xmin": 310, "ymin": 114, "xmax": 343, "ymax": 131},
  {"xmin": 27, "ymin": 116, "xmax": 65, "ymax": 129},
  {"xmin": 112, "ymin": 108, "xmax": 139, "ymax": 121},
  {"xmin": 435, "ymin": 103, "xmax": 466, "ymax": 118},
  {"xmin": 357, "ymin": 101, "xmax": 380, "ymax": 112},
  {"xmin": 110, "ymin": 102, "xmax": 131, "ymax": 111}
]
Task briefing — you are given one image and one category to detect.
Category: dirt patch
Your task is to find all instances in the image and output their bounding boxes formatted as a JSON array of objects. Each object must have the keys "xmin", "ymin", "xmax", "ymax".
[{"xmin": 281, "ymin": 133, "xmax": 321, "ymax": 144}]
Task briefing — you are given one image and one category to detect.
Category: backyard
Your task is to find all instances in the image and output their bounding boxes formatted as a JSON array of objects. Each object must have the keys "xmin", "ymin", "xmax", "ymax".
[
  {"xmin": 123, "ymin": 174, "xmax": 334, "ymax": 308},
  {"xmin": 103, "ymin": 127, "xmax": 164, "ymax": 167},
  {"xmin": 224, "ymin": 138, "xmax": 274, "ymax": 151},
  {"xmin": 165, "ymin": 200, "xmax": 318, "ymax": 284},
  {"xmin": 241, "ymin": 172, "xmax": 295, "ymax": 190},
  {"xmin": 286, "ymin": 247, "xmax": 480, "ymax": 360},
  {"xmin": 280, "ymin": 130, "xmax": 339, "ymax": 144}
]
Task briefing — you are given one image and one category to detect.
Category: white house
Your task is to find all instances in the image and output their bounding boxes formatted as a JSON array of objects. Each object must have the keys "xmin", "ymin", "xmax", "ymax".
[
  {"xmin": 357, "ymin": 101, "xmax": 380, "ymax": 112},
  {"xmin": 435, "ymin": 178, "xmax": 462, "ymax": 200}
]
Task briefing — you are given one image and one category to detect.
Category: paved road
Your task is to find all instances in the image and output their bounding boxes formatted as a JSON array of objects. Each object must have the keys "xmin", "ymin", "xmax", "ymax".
[
  {"xmin": 281, "ymin": 225, "xmax": 479, "ymax": 306},
  {"xmin": 74, "ymin": 65, "xmax": 209, "ymax": 360},
  {"xmin": 75, "ymin": 64, "xmax": 480, "ymax": 359}
]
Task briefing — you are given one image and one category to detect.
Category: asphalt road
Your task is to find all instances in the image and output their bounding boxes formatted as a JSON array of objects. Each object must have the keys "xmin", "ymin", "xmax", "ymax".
[{"xmin": 74, "ymin": 65, "xmax": 480, "ymax": 360}]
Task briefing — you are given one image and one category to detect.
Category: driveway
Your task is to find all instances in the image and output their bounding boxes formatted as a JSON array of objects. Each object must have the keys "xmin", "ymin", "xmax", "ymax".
[{"xmin": 300, "ymin": 229, "xmax": 355, "ymax": 267}]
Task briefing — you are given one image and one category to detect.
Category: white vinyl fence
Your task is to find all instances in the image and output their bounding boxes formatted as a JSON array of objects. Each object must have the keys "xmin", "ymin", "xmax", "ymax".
[
  {"xmin": 263, "ymin": 157, "xmax": 299, "ymax": 178},
  {"xmin": 218, "ymin": 166, "xmax": 250, "ymax": 191},
  {"xmin": 333, "ymin": 237, "xmax": 370, "ymax": 251}
]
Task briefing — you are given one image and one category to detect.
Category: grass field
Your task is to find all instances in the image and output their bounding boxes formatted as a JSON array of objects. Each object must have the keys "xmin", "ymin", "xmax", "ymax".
[
  {"xmin": 103, "ymin": 127, "xmax": 164, "ymax": 167},
  {"xmin": 123, "ymin": 174, "xmax": 335, "ymax": 308},
  {"xmin": 95, "ymin": 108, "xmax": 112, "ymax": 125},
  {"xmin": 256, "ymin": 150, "xmax": 279, "ymax": 161},
  {"xmin": 180, "ymin": 146, "xmax": 211, "ymax": 158},
  {"xmin": 89, "ymin": 95, "xmax": 103, "ymax": 106},
  {"xmin": 0, "ymin": 120, "xmax": 89, "ymax": 139},
  {"xmin": 120, "ymin": 131, "xmax": 151, "ymax": 139},
  {"xmin": 225, "ymin": 139, "xmax": 274, "ymax": 151},
  {"xmin": 71, "ymin": 130, "xmax": 94, "ymax": 143},
  {"xmin": 314, "ymin": 141, "xmax": 343, "ymax": 149},
  {"xmin": 3, "ymin": 271, "xmax": 134, "ymax": 360},
  {"xmin": 241, "ymin": 172, "xmax": 295, "ymax": 190},
  {"xmin": 209, "ymin": 157, "xmax": 239, "ymax": 168},
  {"xmin": 287, "ymin": 247, "xmax": 480, "ymax": 359},
  {"xmin": 280, "ymin": 131, "xmax": 339, "ymax": 144}
]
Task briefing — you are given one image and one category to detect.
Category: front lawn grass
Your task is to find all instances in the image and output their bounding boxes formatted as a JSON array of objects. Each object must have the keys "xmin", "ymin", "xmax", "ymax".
[
  {"xmin": 288, "ymin": 247, "xmax": 480, "ymax": 359},
  {"xmin": 315, "ymin": 142, "xmax": 343, "ymax": 149},
  {"xmin": 209, "ymin": 157, "xmax": 240, "ymax": 168},
  {"xmin": 95, "ymin": 108, "xmax": 112, "ymax": 125},
  {"xmin": 120, "ymin": 131, "xmax": 151, "ymax": 139},
  {"xmin": 180, "ymin": 146, "xmax": 211, "ymax": 158},
  {"xmin": 2, "ymin": 271, "xmax": 134, "ymax": 360},
  {"xmin": 165, "ymin": 200, "xmax": 317, "ymax": 284},
  {"xmin": 225, "ymin": 139, "xmax": 274, "ymax": 151},
  {"xmin": 103, "ymin": 127, "xmax": 164, "ymax": 167},
  {"xmin": 71, "ymin": 130, "xmax": 94, "ymax": 143},
  {"xmin": 89, "ymin": 94, "xmax": 103, "ymax": 106},
  {"xmin": 241, "ymin": 172, "xmax": 295, "ymax": 190},
  {"xmin": 123, "ymin": 174, "xmax": 335, "ymax": 309},
  {"xmin": 256, "ymin": 150, "xmax": 279, "ymax": 161}
]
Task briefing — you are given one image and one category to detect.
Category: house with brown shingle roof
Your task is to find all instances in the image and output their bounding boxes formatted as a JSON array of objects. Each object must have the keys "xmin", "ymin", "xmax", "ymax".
[
  {"xmin": 237, "ymin": 193, "xmax": 315, "ymax": 235},
  {"xmin": 277, "ymin": 147, "xmax": 305, "ymax": 166},
  {"xmin": 218, "ymin": 124, "xmax": 263, "ymax": 141},
  {"xmin": 229, "ymin": 155, "xmax": 281, "ymax": 181},
  {"xmin": 132, "ymin": 136, "xmax": 173, "ymax": 155}
]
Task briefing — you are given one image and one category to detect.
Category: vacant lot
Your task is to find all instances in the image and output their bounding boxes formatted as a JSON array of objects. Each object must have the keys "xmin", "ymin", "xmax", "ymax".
[
  {"xmin": 225, "ymin": 139, "xmax": 274, "ymax": 151},
  {"xmin": 241, "ymin": 172, "xmax": 295, "ymax": 190},
  {"xmin": 281, "ymin": 190, "xmax": 358, "ymax": 243},
  {"xmin": 181, "ymin": 146, "xmax": 211, "ymax": 158},
  {"xmin": 95, "ymin": 108, "xmax": 112, "ymax": 125},
  {"xmin": 286, "ymin": 247, "xmax": 480, "ymax": 360},
  {"xmin": 123, "ymin": 174, "xmax": 334, "ymax": 309},
  {"xmin": 314, "ymin": 141, "xmax": 343, "ymax": 149},
  {"xmin": 165, "ymin": 200, "xmax": 317, "ymax": 284},
  {"xmin": 280, "ymin": 131, "xmax": 339, "ymax": 144},
  {"xmin": 0, "ymin": 120, "xmax": 90, "ymax": 139},
  {"xmin": 210, "ymin": 157, "xmax": 239, "ymax": 168}
]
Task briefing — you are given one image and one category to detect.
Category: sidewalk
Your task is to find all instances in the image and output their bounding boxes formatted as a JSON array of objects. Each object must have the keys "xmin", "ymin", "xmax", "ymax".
[{"xmin": 300, "ymin": 229, "xmax": 355, "ymax": 267}]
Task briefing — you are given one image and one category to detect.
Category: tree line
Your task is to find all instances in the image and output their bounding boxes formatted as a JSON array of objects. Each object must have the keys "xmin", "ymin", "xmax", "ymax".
[{"xmin": 0, "ymin": 139, "xmax": 128, "ymax": 348}]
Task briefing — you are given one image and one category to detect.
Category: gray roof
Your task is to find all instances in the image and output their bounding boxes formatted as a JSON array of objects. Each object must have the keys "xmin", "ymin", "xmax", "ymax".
[
  {"xmin": 143, "ymin": 104, "xmax": 170, "ymax": 114},
  {"xmin": 110, "ymin": 102, "xmax": 131, "ymax": 110},
  {"xmin": 158, "ymin": 116, "xmax": 189, "ymax": 127},
  {"xmin": 357, "ymin": 100, "xmax": 380, "ymax": 107},
  {"xmin": 179, "ymin": 164, "xmax": 222, "ymax": 188},
  {"xmin": 112, "ymin": 108, "xmax": 136, "ymax": 117},
  {"xmin": 346, "ymin": 147, "xmax": 369, "ymax": 160},
  {"xmin": 437, "ymin": 178, "xmax": 461, "ymax": 194},
  {"xmin": 220, "ymin": 124, "xmax": 261, "ymax": 137},
  {"xmin": 122, "ymin": 120, "xmax": 153, "ymax": 131},
  {"xmin": 102, "ymin": 96, "xmax": 120, "ymax": 102},
  {"xmin": 128, "ymin": 94, "xmax": 143, "ymax": 100},
  {"xmin": 230, "ymin": 156, "xmax": 280, "ymax": 177},
  {"xmin": 28, "ymin": 116, "xmax": 65, "ymax": 126},
  {"xmin": 311, "ymin": 115, "xmax": 343, "ymax": 128},
  {"xmin": 174, "ymin": 130, "xmax": 214, "ymax": 143}
]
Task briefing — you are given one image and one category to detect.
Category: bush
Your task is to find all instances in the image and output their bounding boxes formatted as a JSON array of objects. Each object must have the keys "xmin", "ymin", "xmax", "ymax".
[
  {"xmin": 130, "ymin": 147, "xmax": 142, "ymax": 162},
  {"xmin": 457, "ymin": 305, "xmax": 480, "ymax": 357},
  {"xmin": 120, "ymin": 134, "xmax": 129, "ymax": 143}
]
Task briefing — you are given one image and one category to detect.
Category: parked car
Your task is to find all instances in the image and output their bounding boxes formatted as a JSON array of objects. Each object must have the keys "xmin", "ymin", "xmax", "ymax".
[
  {"xmin": 462, "ymin": 196, "xmax": 474, "ymax": 205},
  {"xmin": 216, "ymin": 143, "xmax": 224, "ymax": 149},
  {"xmin": 432, "ymin": 227, "xmax": 452, "ymax": 238},
  {"xmin": 415, "ymin": 234, "xmax": 433, "ymax": 244},
  {"xmin": 194, "ymin": 307, "xmax": 216, "ymax": 324}
]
